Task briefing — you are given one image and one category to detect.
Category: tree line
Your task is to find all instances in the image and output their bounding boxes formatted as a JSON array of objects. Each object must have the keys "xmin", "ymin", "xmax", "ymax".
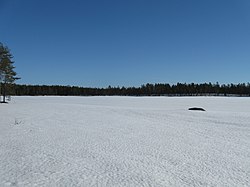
[
  {"xmin": 12, "ymin": 82, "xmax": 250, "ymax": 96},
  {"xmin": 1, "ymin": 42, "xmax": 250, "ymax": 99}
]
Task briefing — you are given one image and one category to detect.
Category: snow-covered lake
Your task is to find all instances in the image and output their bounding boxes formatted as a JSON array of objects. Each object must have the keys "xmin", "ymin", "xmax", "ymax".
[{"xmin": 0, "ymin": 96, "xmax": 250, "ymax": 186}]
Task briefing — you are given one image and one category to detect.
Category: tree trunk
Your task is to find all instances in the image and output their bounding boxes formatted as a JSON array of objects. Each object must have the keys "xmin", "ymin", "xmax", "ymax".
[
  {"xmin": 0, "ymin": 83, "xmax": 1, "ymax": 103},
  {"xmin": 2, "ymin": 81, "xmax": 6, "ymax": 103}
]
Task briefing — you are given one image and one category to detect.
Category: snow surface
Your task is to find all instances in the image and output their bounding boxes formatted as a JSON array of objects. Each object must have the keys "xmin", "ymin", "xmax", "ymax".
[{"xmin": 0, "ymin": 96, "xmax": 250, "ymax": 187}]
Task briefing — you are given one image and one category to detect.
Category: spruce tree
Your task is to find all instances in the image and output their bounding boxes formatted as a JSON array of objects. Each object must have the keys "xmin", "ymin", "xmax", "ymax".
[{"xmin": 0, "ymin": 43, "xmax": 18, "ymax": 103}]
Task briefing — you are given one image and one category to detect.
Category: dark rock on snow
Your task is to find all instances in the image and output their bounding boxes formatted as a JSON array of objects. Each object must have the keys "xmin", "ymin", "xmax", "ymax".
[{"xmin": 188, "ymin": 107, "xmax": 206, "ymax": 111}]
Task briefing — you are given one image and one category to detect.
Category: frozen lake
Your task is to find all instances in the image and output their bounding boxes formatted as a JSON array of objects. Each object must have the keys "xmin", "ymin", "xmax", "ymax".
[{"xmin": 0, "ymin": 96, "xmax": 250, "ymax": 186}]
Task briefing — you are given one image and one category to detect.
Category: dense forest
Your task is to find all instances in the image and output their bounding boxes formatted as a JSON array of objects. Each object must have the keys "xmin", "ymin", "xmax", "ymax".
[
  {"xmin": 5, "ymin": 82, "xmax": 250, "ymax": 96},
  {"xmin": 1, "ymin": 42, "xmax": 250, "ymax": 98}
]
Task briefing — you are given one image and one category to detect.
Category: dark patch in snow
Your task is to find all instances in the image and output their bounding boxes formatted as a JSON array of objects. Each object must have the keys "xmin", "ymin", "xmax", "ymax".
[{"xmin": 188, "ymin": 107, "xmax": 206, "ymax": 111}]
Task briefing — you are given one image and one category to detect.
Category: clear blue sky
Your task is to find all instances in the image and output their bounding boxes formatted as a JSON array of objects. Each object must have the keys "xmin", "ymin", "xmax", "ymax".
[{"xmin": 1, "ymin": 0, "xmax": 250, "ymax": 87}]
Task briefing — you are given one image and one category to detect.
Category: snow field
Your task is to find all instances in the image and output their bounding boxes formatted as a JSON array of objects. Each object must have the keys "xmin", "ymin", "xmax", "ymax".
[{"xmin": 0, "ymin": 96, "xmax": 250, "ymax": 186}]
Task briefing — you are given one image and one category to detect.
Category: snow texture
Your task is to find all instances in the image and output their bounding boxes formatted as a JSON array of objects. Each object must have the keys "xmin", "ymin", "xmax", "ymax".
[{"xmin": 0, "ymin": 96, "xmax": 250, "ymax": 187}]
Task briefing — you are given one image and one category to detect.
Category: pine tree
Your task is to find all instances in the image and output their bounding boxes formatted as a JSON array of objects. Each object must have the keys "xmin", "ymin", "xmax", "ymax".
[{"xmin": 0, "ymin": 43, "xmax": 18, "ymax": 103}]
